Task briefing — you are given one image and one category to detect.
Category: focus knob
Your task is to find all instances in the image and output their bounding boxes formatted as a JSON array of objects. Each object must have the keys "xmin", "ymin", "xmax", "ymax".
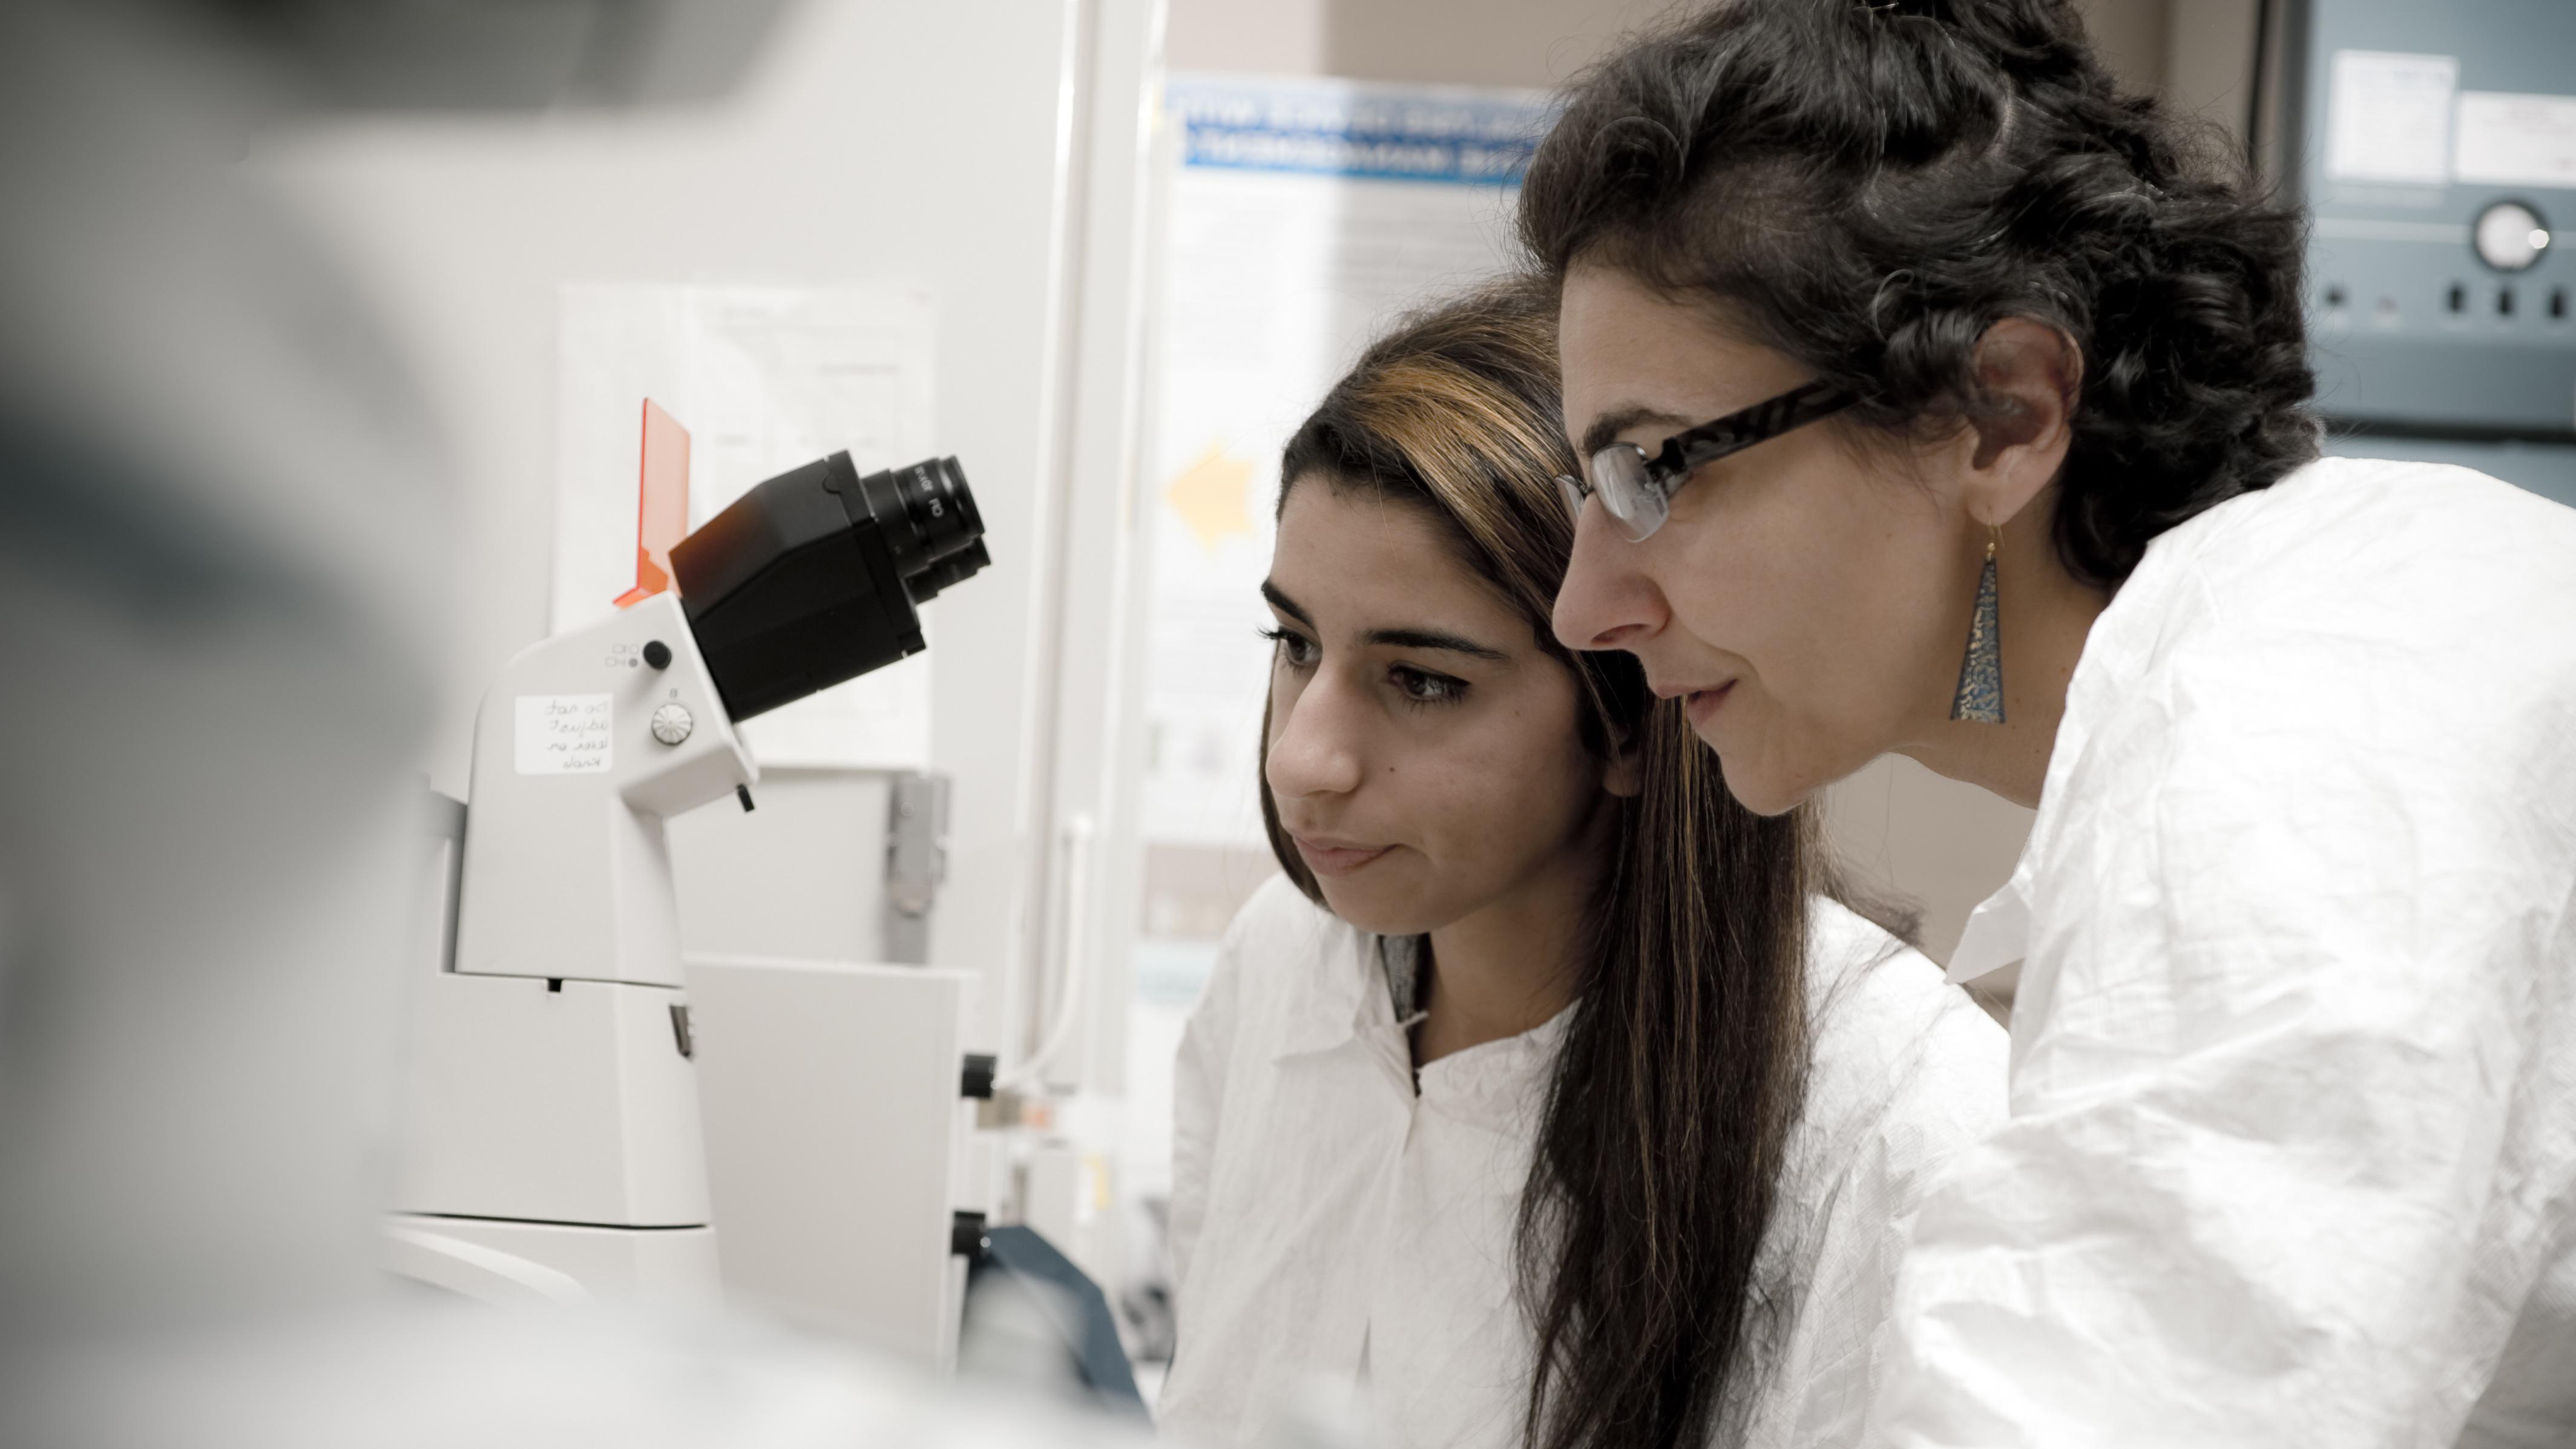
[
  {"xmin": 649, "ymin": 702, "xmax": 694, "ymax": 746},
  {"xmin": 2474, "ymin": 199, "xmax": 2551, "ymax": 273}
]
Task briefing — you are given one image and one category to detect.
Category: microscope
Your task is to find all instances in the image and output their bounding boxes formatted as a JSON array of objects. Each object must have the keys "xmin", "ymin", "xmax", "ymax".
[{"xmin": 391, "ymin": 451, "xmax": 989, "ymax": 1302}]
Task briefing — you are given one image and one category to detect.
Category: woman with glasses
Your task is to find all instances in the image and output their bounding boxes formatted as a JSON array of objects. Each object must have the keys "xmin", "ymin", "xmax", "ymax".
[
  {"xmin": 1158, "ymin": 280, "xmax": 2006, "ymax": 1449},
  {"xmin": 1523, "ymin": 1, "xmax": 2576, "ymax": 1444}
]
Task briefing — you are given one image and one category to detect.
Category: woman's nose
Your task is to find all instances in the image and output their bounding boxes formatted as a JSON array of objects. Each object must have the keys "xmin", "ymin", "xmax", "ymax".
[
  {"xmin": 1264, "ymin": 676, "xmax": 1365, "ymax": 801},
  {"xmin": 1552, "ymin": 502, "xmax": 1666, "ymax": 652}
]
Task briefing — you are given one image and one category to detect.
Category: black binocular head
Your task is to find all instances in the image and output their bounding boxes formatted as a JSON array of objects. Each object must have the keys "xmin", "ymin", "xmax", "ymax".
[{"xmin": 669, "ymin": 452, "xmax": 991, "ymax": 722}]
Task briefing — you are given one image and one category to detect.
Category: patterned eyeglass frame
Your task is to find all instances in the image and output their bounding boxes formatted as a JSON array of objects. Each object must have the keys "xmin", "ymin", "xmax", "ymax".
[{"xmin": 1559, "ymin": 378, "xmax": 1858, "ymax": 541}]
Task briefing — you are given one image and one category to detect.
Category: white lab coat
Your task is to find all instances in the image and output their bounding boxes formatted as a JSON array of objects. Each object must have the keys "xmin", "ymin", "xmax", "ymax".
[
  {"xmin": 1865, "ymin": 457, "xmax": 2576, "ymax": 1448},
  {"xmin": 1163, "ymin": 876, "xmax": 2008, "ymax": 1448}
]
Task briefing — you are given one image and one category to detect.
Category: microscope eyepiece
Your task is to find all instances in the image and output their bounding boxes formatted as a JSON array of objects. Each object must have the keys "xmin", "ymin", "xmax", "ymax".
[
  {"xmin": 886, "ymin": 456, "xmax": 985, "ymax": 571},
  {"xmin": 668, "ymin": 452, "xmax": 990, "ymax": 723},
  {"xmin": 907, "ymin": 537, "xmax": 991, "ymax": 603},
  {"xmin": 847, "ymin": 456, "xmax": 981, "ymax": 580}
]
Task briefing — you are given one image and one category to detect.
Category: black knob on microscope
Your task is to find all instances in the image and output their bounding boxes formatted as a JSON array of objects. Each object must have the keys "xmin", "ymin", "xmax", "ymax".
[{"xmin": 642, "ymin": 639, "xmax": 672, "ymax": 670}]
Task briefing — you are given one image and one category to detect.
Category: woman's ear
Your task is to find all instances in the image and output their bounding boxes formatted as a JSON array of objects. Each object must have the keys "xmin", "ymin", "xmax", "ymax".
[
  {"xmin": 1603, "ymin": 739, "xmax": 1643, "ymax": 800},
  {"xmin": 1957, "ymin": 317, "xmax": 2082, "ymax": 529}
]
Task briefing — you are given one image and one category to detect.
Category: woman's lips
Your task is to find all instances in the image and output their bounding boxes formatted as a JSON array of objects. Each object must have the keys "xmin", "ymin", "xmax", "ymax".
[
  {"xmin": 1290, "ymin": 835, "xmax": 1392, "ymax": 876},
  {"xmin": 1683, "ymin": 681, "xmax": 1734, "ymax": 728}
]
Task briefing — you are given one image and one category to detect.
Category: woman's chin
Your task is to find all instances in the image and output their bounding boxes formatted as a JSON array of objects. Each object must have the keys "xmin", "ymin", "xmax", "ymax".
[
  {"xmin": 1688, "ymin": 708, "xmax": 1837, "ymax": 819},
  {"xmin": 1313, "ymin": 878, "xmax": 1438, "ymax": 938},
  {"xmin": 1706, "ymin": 748, "xmax": 1812, "ymax": 820}
]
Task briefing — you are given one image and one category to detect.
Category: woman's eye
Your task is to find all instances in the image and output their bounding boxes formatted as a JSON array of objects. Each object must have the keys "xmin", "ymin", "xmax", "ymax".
[
  {"xmin": 1259, "ymin": 626, "xmax": 1318, "ymax": 669},
  {"xmin": 1389, "ymin": 665, "xmax": 1467, "ymax": 706}
]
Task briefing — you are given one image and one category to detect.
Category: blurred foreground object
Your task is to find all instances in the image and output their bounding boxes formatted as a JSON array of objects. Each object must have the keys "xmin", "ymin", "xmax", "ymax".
[
  {"xmin": 0, "ymin": 0, "xmax": 454, "ymax": 1342},
  {"xmin": 229, "ymin": 0, "xmax": 793, "ymax": 111}
]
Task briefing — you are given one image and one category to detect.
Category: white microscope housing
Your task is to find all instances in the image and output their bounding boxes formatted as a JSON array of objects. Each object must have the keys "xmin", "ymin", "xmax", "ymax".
[
  {"xmin": 391, "ymin": 452, "xmax": 990, "ymax": 1306},
  {"xmin": 392, "ymin": 592, "xmax": 749, "ymax": 1300}
]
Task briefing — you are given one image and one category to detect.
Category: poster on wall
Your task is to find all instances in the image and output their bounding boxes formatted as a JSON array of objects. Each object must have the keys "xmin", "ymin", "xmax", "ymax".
[
  {"xmin": 553, "ymin": 282, "xmax": 937, "ymax": 769},
  {"xmin": 1137, "ymin": 73, "xmax": 1553, "ymax": 858}
]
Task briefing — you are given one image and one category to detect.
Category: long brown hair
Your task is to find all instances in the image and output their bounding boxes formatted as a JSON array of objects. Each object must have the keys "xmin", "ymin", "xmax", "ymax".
[{"xmin": 1257, "ymin": 277, "xmax": 1817, "ymax": 1448}]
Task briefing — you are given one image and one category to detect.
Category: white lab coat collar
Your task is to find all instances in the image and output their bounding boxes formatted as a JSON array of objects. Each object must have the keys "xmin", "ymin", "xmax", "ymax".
[
  {"xmin": 1944, "ymin": 867, "xmax": 2031, "ymax": 985},
  {"xmin": 1267, "ymin": 894, "xmax": 1379, "ymax": 1061},
  {"xmin": 1165, "ymin": 879, "xmax": 2011, "ymax": 1449},
  {"xmin": 1270, "ymin": 924, "xmax": 1569, "ymax": 1114}
]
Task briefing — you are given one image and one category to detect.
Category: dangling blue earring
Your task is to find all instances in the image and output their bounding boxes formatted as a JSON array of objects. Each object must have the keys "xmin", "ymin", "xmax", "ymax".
[{"xmin": 1950, "ymin": 525, "xmax": 2005, "ymax": 724}]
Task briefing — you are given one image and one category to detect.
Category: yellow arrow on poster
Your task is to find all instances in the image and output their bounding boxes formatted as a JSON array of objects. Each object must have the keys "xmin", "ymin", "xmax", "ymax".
[{"xmin": 1165, "ymin": 444, "xmax": 1254, "ymax": 554}]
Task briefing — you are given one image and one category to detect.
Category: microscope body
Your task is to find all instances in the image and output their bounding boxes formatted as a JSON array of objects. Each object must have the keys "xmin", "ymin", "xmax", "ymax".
[
  {"xmin": 392, "ymin": 591, "xmax": 754, "ymax": 1303},
  {"xmin": 390, "ymin": 452, "xmax": 986, "ymax": 1306}
]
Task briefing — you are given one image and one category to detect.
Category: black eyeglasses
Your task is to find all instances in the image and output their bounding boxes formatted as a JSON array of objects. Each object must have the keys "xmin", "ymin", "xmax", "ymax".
[{"xmin": 1556, "ymin": 379, "xmax": 1856, "ymax": 542}]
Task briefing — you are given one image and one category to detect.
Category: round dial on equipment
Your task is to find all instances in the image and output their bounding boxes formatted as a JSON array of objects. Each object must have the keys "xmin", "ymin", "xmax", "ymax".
[
  {"xmin": 2473, "ymin": 200, "xmax": 2551, "ymax": 273},
  {"xmin": 649, "ymin": 702, "xmax": 695, "ymax": 746}
]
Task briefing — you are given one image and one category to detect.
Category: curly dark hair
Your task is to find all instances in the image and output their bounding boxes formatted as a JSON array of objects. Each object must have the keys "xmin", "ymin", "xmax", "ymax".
[{"xmin": 1519, "ymin": 0, "xmax": 2319, "ymax": 586}]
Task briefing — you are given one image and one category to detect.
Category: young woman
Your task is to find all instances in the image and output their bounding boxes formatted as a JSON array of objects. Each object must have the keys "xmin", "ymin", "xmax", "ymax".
[
  {"xmin": 1158, "ymin": 281, "xmax": 2006, "ymax": 1449},
  {"xmin": 1520, "ymin": 1, "xmax": 2576, "ymax": 1444}
]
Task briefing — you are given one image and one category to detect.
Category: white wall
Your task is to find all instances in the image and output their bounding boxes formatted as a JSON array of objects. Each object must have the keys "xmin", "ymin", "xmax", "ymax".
[{"xmin": 2165, "ymin": 0, "xmax": 2265, "ymax": 153}]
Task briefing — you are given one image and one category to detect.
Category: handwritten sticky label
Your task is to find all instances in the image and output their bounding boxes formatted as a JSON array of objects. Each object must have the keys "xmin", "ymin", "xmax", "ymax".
[{"xmin": 516, "ymin": 694, "xmax": 614, "ymax": 775}]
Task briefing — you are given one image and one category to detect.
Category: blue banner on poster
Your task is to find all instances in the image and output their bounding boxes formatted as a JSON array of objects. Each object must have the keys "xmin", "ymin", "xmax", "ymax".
[{"xmin": 1169, "ymin": 74, "xmax": 1553, "ymax": 186}]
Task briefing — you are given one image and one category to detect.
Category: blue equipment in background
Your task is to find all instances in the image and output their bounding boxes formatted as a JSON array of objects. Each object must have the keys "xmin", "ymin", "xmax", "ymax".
[{"xmin": 2282, "ymin": 0, "xmax": 2576, "ymax": 507}]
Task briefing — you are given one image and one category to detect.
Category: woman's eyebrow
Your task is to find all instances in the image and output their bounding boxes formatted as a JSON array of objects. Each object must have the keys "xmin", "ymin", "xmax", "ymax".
[
  {"xmin": 1579, "ymin": 403, "xmax": 1698, "ymax": 459},
  {"xmin": 1365, "ymin": 626, "xmax": 1509, "ymax": 662},
  {"xmin": 1259, "ymin": 579, "xmax": 1312, "ymax": 625},
  {"xmin": 1268, "ymin": 578, "xmax": 1507, "ymax": 662}
]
